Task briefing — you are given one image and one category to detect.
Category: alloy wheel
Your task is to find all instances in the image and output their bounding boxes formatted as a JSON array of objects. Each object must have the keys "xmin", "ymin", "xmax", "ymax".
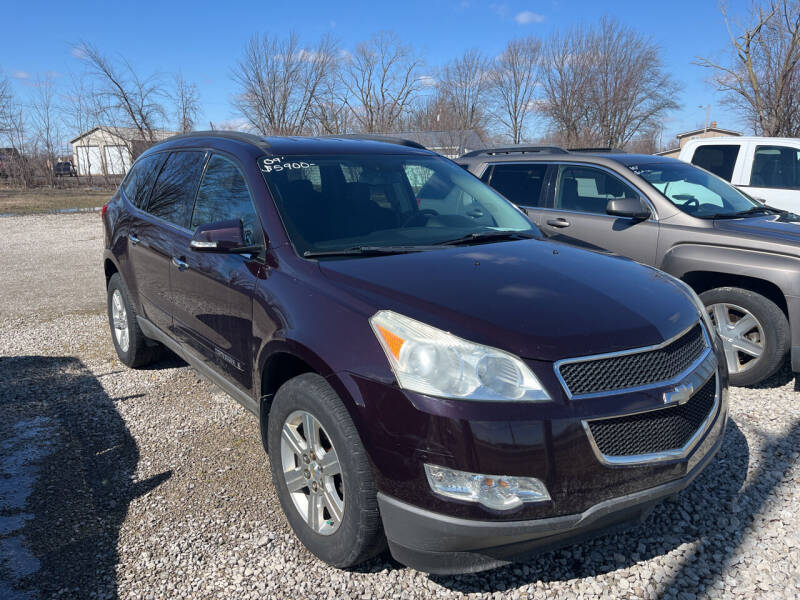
[
  {"xmin": 111, "ymin": 289, "xmax": 130, "ymax": 352},
  {"xmin": 280, "ymin": 410, "xmax": 344, "ymax": 535},
  {"xmin": 707, "ymin": 302, "xmax": 765, "ymax": 374}
]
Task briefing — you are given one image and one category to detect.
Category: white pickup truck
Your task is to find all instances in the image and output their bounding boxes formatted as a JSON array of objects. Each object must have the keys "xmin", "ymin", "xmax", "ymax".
[{"xmin": 678, "ymin": 137, "xmax": 800, "ymax": 212}]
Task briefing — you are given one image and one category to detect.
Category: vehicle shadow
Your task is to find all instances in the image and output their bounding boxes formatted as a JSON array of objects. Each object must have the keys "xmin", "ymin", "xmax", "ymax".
[
  {"xmin": 382, "ymin": 419, "xmax": 757, "ymax": 593},
  {"xmin": 0, "ymin": 355, "xmax": 171, "ymax": 599},
  {"xmin": 743, "ymin": 355, "xmax": 800, "ymax": 391}
]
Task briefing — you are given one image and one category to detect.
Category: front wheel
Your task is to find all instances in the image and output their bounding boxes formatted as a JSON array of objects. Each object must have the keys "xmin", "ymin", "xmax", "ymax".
[
  {"xmin": 700, "ymin": 287, "xmax": 789, "ymax": 386},
  {"xmin": 267, "ymin": 373, "xmax": 385, "ymax": 568}
]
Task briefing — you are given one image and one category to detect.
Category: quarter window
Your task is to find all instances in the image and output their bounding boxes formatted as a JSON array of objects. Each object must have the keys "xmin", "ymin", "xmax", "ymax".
[
  {"xmin": 690, "ymin": 145, "xmax": 740, "ymax": 182},
  {"xmin": 122, "ymin": 153, "xmax": 167, "ymax": 209},
  {"xmin": 146, "ymin": 151, "xmax": 206, "ymax": 228},
  {"xmin": 554, "ymin": 165, "xmax": 639, "ymax": 215},
  {"xmin": 191, "ymin": 154, "xmax": 262, "ymax": 246},
  {"xmin": 487, "ymin": 164, "xmax": 548, "ymax": 207},
  {"xmin": 750, "ymin": 145, "xmax": 800, "ymax": 189}
]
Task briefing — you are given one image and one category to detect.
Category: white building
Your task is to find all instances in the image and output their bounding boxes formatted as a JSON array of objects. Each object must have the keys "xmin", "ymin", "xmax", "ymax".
[{"xmin": 70, "ymin": 127, "xmax": 177, "ymax": 176}]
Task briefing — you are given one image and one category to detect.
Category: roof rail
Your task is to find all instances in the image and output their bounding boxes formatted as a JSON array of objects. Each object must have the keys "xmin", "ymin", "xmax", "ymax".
[
  {"xmin": 461, "ymin": 145, "xmax": 568, "ymax": 158},
  {"xmin": 324, "ymin": 134, "xmax": 428, "ymax": 150},
  {"xmin": 568, "ymin": 147, "xmax": 626, "ymax": 153},
  {"xmin": 163, "ymin": 130, "xmax": 272, "ymax": 149}
]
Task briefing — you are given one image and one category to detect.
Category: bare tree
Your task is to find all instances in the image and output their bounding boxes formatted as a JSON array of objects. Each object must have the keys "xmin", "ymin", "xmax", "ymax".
[
  {"xmin": 697, "ymin": 1, "xmax": 800, "ymax": 136},
  {"xmin": 63, "ymin": 72, "xmax": 102, "ymax": 183},
  {"xmin": 439, "ymin": 49, "xmax": 492, "ymax": 134},
  {"xmin": 341, "ymin": 31, "xmax": 423, "ymax": 132},
  {"xmin": 232, "ymin": 32, "xmax": 337, "ymax": 135},
  {"xmin": 308, "ymin": 70, "xmax": 352, "ymax": 135},
  {"xmin": 30, "ymin": 74, "xmax": 62, "ymax": 186},
  {"xmin": 489, "ymin": 37, "xmax": 542, "ymax": 144},
  {"xmin": 74, "ymin": 41, "xmax": 167, "ymax": 144},
  {"xmin": 541, "ymin": 17, "xmax": 680, "ymax": 148},
  {"xmin": 0, "ymin": 72, "xmax": 11, "ymax": 127},
  {"xmin": 171, "ymin": 73, "xmax": 200, "ymax": 133}
]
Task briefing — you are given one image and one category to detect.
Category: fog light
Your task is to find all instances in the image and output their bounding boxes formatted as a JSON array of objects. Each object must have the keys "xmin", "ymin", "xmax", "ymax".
[{"xmin": 424, "ymin": 464, "xmax": 550, "ymax": 511}]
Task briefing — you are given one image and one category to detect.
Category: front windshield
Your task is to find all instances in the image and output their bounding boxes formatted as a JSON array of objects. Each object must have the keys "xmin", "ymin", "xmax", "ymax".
[
  {"xmin": 259, "ymin": 154, "xmax": 536, "ymax": 256},
  {"xmin": 628, "ymin": 161, "xmax": 760, "ymax": 218}
]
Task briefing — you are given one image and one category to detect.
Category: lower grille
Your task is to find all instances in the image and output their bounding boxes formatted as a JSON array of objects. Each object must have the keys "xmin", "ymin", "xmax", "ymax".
[{"xmin": 586, "ymin": 376, "xmax": 717, "ymax": 458}]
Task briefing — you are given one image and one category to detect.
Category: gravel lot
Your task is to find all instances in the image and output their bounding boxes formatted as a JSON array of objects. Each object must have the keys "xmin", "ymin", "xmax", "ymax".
[{"xmin": 0, "ymin": 213, "xmax": 798, "ymax": 599}]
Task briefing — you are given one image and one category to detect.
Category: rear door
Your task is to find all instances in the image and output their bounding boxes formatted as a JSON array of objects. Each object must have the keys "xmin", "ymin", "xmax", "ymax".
[
  {"xmin": 538, "ymin": 163, "xmax": 659, "ymax": 265},
  {"xmin": 738, "ymin": 142, "xmax": 800, "ymax": 212},
  {"xmin": 171, "ymin": 153, "xmax": 263, "ymax": 392},
  {"xmin": 123, "ymin": 152, "xmax": 171, "ymax": 331},
  {"xmin": 133, "ymin": 150, "xmax": 206, "ymax": 334},
  {"xmin": 479, "ymin": 162, "xmax": 551, "ymax": 226}
]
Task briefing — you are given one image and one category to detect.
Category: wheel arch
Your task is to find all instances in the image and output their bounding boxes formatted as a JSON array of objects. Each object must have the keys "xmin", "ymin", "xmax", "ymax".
[
  {"xmin": 681, "ymin": 270, "xmax": 789, "ymax": 317},
  {"xmin": 256, "ymin": 340, "xmax": 361, "ymax": 454}
]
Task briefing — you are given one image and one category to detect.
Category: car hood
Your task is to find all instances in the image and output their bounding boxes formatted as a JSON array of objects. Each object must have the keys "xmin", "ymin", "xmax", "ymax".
[
  {"xmin": 319, "ymin": 240, "xmax": 700, "ymax": 362},
  {"xmin": 713, "ymin": 213, "xmax": 800, "ymax": 247}
]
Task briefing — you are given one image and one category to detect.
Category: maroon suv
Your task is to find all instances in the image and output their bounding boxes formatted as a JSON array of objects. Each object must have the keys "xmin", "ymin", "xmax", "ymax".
[{"xmin": 102, "ymin": 132, "xmax": 729, "ymax": 574}]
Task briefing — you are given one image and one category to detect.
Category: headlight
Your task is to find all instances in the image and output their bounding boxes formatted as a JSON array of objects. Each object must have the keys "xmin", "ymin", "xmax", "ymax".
[{"xmin": 370, "ymin": 310, "xmax": 549, "ymax": 401}]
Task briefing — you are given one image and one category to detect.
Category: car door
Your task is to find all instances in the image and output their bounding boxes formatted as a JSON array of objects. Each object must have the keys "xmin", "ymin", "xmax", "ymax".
[
  {"xmin": 479, "ymin": 162, "xmax": 551, "ymax": 226},
  {"xmin": 538, "ymin": 163, "xmax": 659, "ymax": 266},
  {"xmin": 134, "ymin": 150, "xmax": 207, "ymax": 334},
  {"xmin": 170, "ymin": 153, "xmax": 263, "ymax": 392},
  {"xmin": 738, "ymin": 143, "xmax": 800, "ymax": 212},
  {"xmin": 119, "ymin": 152, "xmax": 166, "ymax": 316}
]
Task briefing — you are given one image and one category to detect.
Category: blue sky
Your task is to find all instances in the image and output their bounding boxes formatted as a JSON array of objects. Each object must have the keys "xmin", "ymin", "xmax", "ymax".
[{"xmin": 2, "ymin": 0, "xmax": 746, "ymax": 145}]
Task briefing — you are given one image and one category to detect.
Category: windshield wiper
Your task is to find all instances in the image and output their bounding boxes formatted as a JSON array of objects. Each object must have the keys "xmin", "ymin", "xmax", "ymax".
[
  {"xmin": 436, "ymin": 230, "xmax": 537, "ymax": 246},
  {"xmin": 705, "ymin": 206, "xmax": 785, "ymax": 220},
  {"xmin": 303, "ymin": 245, "xmax": 442, "ymax": 258}
]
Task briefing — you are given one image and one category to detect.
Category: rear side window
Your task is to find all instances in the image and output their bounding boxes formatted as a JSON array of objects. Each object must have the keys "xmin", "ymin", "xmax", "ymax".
[
  {"xmin": 690, "ymin": 145, "xmax": 740, "ymax": 182},
  {"xmin": 122, "ymin": 153, "xmax": 167, "ymax": 209},
  {"xmin": 191, "ymin": 154, "xmax": 262, "ymax": 246},
  {"xmin": 554, "ymin": 165, "xmax": 639, "ymax": 215},
  {"xmin": 750, "ymin": 145, "xmax": 800, "ymax": 189},
  {"xmin": 486, "ymin": 164, "xmax": 548, "ymax": 207},
  {"xmin": 146, "ymin": 151, "xmax": 206, "ymax": 228}
]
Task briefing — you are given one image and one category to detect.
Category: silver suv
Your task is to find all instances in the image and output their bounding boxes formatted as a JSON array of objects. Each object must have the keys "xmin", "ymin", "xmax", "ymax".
[{"xmin": 458, "ymin": 147, "xmax": 800, "ymax": 386}]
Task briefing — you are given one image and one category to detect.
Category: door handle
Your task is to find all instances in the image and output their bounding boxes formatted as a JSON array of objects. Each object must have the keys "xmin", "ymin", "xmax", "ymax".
[
  {"xmin": 546, "ymin": 218, "xmax": 570, "ymax": 228},
  {"xmin": 129, "ymin": 233, "xmax": 139, "ymax": 246},
  {"xmin": 172, "ymin": 256, "xmax": 188, "ymax": 271}
]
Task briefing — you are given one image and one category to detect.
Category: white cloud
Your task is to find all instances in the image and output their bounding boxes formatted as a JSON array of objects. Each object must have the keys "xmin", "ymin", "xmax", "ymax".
[
  {"xmin": 514, "ymin": 10, "xmax": 545, "ymax": 24},
  {"xmin": 213, "ymin": 118, "xmax": 252, "ymax": 132},
  {"xmin": 418, "ymin": 74, "xmax": 437, "ymax": 88},
  {"xmin": 12, "ymin": 71, "xmax": 29, "ymax": 79}
]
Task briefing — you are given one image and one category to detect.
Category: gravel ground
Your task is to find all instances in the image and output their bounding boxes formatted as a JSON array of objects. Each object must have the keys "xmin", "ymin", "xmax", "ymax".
[{"xmin": 0, "ymin": 213, "xmax": 798, "ymax": 599}]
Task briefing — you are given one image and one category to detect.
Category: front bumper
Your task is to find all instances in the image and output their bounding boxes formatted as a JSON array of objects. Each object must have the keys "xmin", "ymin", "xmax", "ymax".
[{"xmin": 378, "ymin": 411, "xmax": 726, "ymax": 574}]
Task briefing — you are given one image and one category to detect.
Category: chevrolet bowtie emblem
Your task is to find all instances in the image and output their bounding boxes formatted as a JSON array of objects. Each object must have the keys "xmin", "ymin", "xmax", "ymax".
[{"xmin": 663, "ymin": 382, "xmax": 694, "ymax": 406}]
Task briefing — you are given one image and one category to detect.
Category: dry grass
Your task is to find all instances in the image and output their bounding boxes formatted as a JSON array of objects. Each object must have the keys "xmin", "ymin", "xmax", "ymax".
[{"xmin": 0, "ymin": 187, "xmax": 114, "ymax": 215}]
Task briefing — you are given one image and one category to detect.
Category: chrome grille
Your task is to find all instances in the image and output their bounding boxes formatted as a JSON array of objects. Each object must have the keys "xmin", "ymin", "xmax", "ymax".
[
  {"xmin": 586, "ymin": 375, "xmax": 717, "ymax": 459},
  {"xmin": 557, "ymin": 323, "xmax": 707, "ymax": 397}
]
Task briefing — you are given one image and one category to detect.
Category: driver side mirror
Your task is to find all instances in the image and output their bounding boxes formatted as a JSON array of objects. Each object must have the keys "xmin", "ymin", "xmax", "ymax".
[
  {"xmin": 606, "ymin": 197, "xmax": 650, "ymax": 221},
  {"xmin": 190, "ymin": 219, "xmax": 260, "ymax": 254}
]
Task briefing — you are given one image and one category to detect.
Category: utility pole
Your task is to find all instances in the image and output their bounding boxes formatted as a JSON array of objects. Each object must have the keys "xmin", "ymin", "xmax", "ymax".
[{"xmin": 698, "ymin": 104, "xmax": 711, "ymax": 132}]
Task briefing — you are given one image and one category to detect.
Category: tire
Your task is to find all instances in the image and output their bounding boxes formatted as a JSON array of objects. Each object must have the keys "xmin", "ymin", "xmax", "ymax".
[
  {"xmin": 700, "ymin": 286, "xmax": 790, "ymax": 386},
  {"xmin": 267, "ymin": 373, "xmax": 385, "ymax": 568},
  {"xmin": 106, "ymin": 272, "xmax": 162, "ymax": 368}
]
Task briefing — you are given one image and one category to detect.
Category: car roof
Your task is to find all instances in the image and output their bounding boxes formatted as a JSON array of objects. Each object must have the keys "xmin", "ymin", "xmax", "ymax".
[
  {"xmin": 152, "ymin": 131, "xmax": 436, "ymax": 157},
  {"xmin": 684, "ymin": 136, "xmax": 800, "ymax": 145},
  {"xmin": 457, "ymin": 149, "xmax": 685, "ymax": 169}
]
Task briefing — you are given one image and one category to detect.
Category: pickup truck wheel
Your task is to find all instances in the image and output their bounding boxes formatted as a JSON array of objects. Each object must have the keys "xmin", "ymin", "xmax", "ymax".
[
  {"xmin": 107, "ymin": 273, "xmax": 162, "ymax": 368},
  {"xmin": 267, "ymin": 373, "xmax": 385, "ymax": 568},
  {"xmin": 700, "ymin": 287, "xmax": 789, "ymax": 386}
]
